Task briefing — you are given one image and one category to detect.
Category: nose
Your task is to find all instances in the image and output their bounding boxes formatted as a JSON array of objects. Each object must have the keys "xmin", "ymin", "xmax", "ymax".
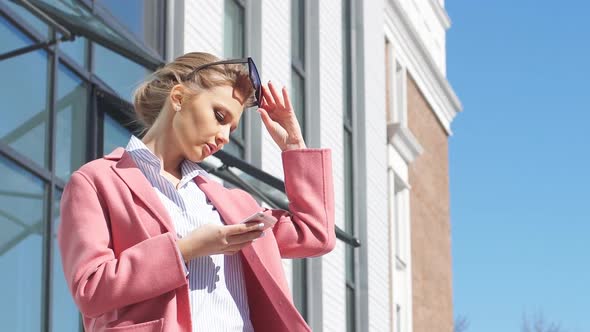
[{"xmin": 216, "ymin": 124, "xmax": 231, "ymax": 146}]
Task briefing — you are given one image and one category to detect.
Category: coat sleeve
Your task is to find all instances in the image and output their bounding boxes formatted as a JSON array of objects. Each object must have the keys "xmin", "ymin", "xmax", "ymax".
[
  {"xmin": 266, "ymin": 149, "xmax": 336, "ymax": 258},
  {"xmin": 57, "ymin": 172, "xmax": 188, "ymax": 318}
]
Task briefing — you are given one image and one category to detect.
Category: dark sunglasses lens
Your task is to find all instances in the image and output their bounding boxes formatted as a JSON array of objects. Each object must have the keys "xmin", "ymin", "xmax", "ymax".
[{"xmin": 248, "ymin": 58, "xmax": 262, "ymax": 106}]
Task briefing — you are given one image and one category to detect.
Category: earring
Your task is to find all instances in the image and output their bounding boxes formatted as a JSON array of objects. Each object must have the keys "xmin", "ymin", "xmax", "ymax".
[{"xmin": 174, "ymin": 104, "xmax": 181, "ymax": 112}]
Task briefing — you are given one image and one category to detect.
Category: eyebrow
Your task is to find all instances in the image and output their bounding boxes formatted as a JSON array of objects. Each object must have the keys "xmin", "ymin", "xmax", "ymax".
[{"xmin": 214, "ymin": 103, "xmax": 238, "ymax": 132}]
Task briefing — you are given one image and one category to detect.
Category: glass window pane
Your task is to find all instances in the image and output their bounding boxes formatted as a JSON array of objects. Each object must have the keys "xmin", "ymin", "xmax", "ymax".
[
  {"xmin": 291, "ymin": 70, "xmax": 305, "ymax": 137},
  {"xmin": 291, "ymin": 0, "xmax": 305, "ymax": 64},
  {"xmin": 223, "ymin": 0, "xmax": 246, "ymax": 158},
  {"xmin": 96, "ymin": 0, "xmax": 163, "ymax": 54},
  {"xmin": 342, "ymin": 0, "xmax": 352, "ymax": 123},
  {"xmin": 0, "ymin": 17, "xmax": 49, "ymax": 168},
  {"xmin": 59, "ymin": 35, "xmax": 88, "ymax": 68},
  {"xmin": 0, "ymin": 156, "xmax": 45, "ymax": 331},
  {"xmin": 292, "ymin": 258, "xmax": 307, "ymax": 317},
  {"xmin": 223, "ymin": 140, "xmax": 243, "ymax": 159},
  {"xmin": 51, "ymin": 188, "xmax": 80, "ymax": 331},
  {"xmin": 2, "ymin": 0, "xmax": 49, "ymax": 38},
  {"xmin": 346, "ymin": 285, "xmax": 356, "ymax": 332},
  {"xmin": 0, "ymin": 14, "xmax": 31, "ymax": 54},
  {"xmin": 343, "ymin": 130, "xmax": 353, "ymax": 231},
  {"xmin": 224, "ymin": 0, "xmax": 244, "ymax": 58},
  {"xmin": 94, "ymin": 43, "xmax": 151, "ymax": 103},
  {"xmin": 226, "ymin": 130, "xmax": 245, "ymax": 158},
  {"xmin": 56, "ymin": 64, "xmax": 87, "ymax": 180},
  {"xmin": 103, "ymin": 113, "xmax": 132, "ymax": 154}
]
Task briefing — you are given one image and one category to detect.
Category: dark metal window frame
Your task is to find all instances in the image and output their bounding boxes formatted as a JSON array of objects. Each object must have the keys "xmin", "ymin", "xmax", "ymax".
[{"xmin": 342, "ymin": 0, "xmax": 364, "ymax": 331}]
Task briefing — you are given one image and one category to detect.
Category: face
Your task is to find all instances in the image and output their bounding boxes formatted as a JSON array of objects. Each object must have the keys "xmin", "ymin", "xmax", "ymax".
[{"xmin": 171, "ymin": 85, "xmax": 246, "ymax": 162}]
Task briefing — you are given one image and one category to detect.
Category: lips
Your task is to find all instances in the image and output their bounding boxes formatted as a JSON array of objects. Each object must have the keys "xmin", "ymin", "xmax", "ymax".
[{"xmin": 205, "ymin": 143, "xmax": 217, "ymax": 156}]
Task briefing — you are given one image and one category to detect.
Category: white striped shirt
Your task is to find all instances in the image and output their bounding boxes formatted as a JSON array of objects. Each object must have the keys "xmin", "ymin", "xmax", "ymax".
[{"xmin": 125, "ymin": 136, "xmax": 254, "ymax": 332}]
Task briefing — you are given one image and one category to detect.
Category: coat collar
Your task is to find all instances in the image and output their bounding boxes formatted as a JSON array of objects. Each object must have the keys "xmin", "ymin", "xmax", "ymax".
[
  {"xmin": 106, "ymin": 148, "xmax": 243, "ymax": 233},
  {"xmin": 108, "ymin": 148, "xmax": 176, "ymax": 235}
]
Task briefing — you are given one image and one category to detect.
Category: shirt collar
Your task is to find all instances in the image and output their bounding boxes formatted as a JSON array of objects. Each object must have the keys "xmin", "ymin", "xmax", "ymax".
[{"xmin": 125, "ymin": 136, "xmax": 210, "ymax": 185}]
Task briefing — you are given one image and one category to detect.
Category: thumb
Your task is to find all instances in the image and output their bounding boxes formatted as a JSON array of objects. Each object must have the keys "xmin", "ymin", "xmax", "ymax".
[{"xmin": 226, "ymin": 221, "xmax": 263, "ymax": 235}]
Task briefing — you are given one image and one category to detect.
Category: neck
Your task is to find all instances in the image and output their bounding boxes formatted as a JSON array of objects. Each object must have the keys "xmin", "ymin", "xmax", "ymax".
[{"xmin": 141, "ymin": 118, "xmax": 183, "ymax": 177}]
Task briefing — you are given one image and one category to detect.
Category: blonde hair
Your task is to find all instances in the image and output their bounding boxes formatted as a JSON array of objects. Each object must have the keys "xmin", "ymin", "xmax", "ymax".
[{"xmin": 132, "ymin": 52, "xmax": 255, "ymax": 129}]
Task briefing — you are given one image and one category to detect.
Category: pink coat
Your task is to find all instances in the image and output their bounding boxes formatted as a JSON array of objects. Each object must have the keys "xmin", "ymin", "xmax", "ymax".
[{"xmin": 58, "ymin": 147, "xmax": 335, "ymax": 332}]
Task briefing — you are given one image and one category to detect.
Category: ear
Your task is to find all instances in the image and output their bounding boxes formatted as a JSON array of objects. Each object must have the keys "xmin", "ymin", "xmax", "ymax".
[{"xmin": 169, "ymin": 84, "xmax": 185, "ymax": 108}]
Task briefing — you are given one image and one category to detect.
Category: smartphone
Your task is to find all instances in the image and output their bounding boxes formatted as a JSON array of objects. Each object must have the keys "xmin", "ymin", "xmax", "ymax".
[{"xmin": 241, "ymin": 211, "xmax": 277, "ymax": 231}]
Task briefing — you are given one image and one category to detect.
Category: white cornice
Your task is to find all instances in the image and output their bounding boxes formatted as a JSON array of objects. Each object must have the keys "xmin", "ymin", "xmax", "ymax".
[
  {"xmin": 387, "ymin": 123, "xmax": 423, "ymax": 164},
  {"xmin": 429, "ymin": 0, "xmax": 451, "ymax": 30},
  {"xmin": 385, "ymin": 0, "xmax": 463, "ymax": 136}
]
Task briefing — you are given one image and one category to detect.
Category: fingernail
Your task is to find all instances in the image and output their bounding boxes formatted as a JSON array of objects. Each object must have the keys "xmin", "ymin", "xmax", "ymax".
[
  {"xmin": 268, "ymin": 80, "xmax": 272, "ymax": 84},
  {"xmin": 258, "ymin": 223, "xmax": 264, "ymax": 229}
]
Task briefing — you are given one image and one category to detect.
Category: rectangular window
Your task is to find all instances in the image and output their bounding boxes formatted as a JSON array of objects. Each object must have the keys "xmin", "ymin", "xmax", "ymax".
[
  {"xmin": 291, "ymin": 0, "xmax": 306, "ymax": 138},
  {"xmin": 385, "ymin": 38, "xmax": 392, "ymax": 124},
  {"xmin": 291, "ymin": 0, "xmax": 309, "ymax": 319},
  {"xmin": 343, "ymin": 0, "xmax": 358, "ymax": 331},
  {"xmin": 384, "ymin": 37, "xmax": 408, "ymax": 127},
  {"xmin": 224, "ymin": 0, "xmax": 247, "ymax": 159}
]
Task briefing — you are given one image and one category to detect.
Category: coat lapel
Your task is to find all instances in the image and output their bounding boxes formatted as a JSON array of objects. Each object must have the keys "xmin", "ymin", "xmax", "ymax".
[
  {"xmin": 108, "ymin": 148, "xmax": 176, "ymax": 235},
  {"xmin": 193, "ymin": 175, "xmax": 258, "ymax": 225}
]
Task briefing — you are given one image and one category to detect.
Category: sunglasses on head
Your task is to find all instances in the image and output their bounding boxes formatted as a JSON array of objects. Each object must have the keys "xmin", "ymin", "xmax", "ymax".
[{"xmin": 184, "ymin": 57, "xmax": 262, "ymax": 108}]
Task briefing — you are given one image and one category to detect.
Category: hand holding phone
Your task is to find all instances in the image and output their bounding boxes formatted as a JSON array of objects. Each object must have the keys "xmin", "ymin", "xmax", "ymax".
[{"xmin": 241, "ymin": 211, "xmax": 277, "ymax": 231}]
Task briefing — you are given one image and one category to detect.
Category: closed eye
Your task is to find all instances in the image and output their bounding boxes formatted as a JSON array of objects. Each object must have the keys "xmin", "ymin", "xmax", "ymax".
[{"xmin": 214, "ymin": 110, "xmax": 225, "ymax": 122}]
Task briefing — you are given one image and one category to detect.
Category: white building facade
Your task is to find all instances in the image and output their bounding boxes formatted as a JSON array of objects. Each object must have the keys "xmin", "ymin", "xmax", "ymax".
[{"xmin": 175, "ymin": 1, "xmax": 461, "ymax": 331}]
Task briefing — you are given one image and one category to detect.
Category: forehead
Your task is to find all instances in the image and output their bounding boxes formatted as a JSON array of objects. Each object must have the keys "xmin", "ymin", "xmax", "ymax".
[{"xmin": 207, "ymin": 85, "xmax": 246, "ymax": 114}]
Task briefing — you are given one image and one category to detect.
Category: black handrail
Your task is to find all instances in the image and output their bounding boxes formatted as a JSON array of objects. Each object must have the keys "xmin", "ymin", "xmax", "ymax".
[{"xmin": 202, "ymin": 151, "xmax": 361, "ymax": 248}]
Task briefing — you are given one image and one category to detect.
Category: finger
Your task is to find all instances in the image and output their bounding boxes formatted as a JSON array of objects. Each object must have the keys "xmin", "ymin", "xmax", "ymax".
[
  {"xmin": 281, "ymin": 86, "xmax": 293, "ymax": 111},
  {"xmin": 257, "ymin": 108, "xmax": 275, "ymax": 131},
  {"xmin": 224, "ymin": 240, "xmax": 256, "ymax": 254},
  {"xmin": 225, "ymin": 222, "xmax": 264, "ymax": 235},
  {"xmin": 261, "ymin": 92, "xmax": 273, "ymax": 111},
  {"xmin": 228, "ymin": 230, "xmax": 264, "ymax": 245},
  {"xmin": 268, "ymin": 81, "xmax": 284, "ymax": 108},
  {"xmin": 261, "ymin": 85, "xmax": 276, "ymax": 108}
]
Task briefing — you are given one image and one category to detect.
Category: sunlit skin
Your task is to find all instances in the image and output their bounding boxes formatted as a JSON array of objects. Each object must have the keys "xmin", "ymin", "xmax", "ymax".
[
  {"xmin": 140, "ymin": 80, "xmax": 307, "ymax": 260},
  {"xmin": 141, "ymin": 81, "xmax": 305, "ymax": 186}
]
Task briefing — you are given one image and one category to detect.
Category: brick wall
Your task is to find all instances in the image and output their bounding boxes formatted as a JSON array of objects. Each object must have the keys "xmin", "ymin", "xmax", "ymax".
[{"xmin": 407, "ymin": 74, "xmax": 453, "ymax": 332}]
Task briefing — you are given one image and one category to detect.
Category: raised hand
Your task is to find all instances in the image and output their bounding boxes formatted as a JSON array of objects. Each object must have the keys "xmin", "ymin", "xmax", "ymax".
[{"xmin": 257, "ymin": 81, "xmax": 307, "ymax": 151}]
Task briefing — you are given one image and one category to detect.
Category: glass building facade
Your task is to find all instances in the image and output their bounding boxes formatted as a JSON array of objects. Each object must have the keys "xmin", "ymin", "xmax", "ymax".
[{"xmin": 0, "ymin": 1, "xmax": 164, "ymax": 330}]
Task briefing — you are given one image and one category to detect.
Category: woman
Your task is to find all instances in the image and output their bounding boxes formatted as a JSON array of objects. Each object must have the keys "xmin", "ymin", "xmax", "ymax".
[{"xmin": 58, "ymin": 52, "xmax": 335, "ymax": 332}]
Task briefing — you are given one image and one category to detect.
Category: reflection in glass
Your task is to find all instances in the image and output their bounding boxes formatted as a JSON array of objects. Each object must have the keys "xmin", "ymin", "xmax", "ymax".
[
  {"xmin": 291, "ymin": 72, "xmax": 305, "ymax": 137},
  {"xmin": 96, "ymin": 0, "xmax": 163, "ymax": 54},
  {"xmin": 0, "ymin": 17, "xmax": 49, "ymax": 168},
  {"xmin": 59, "ymin": 35, "xmax": 87, "ymax": 68},
  {"xmin": 103, "ymin": 113, "xmax": 132, "ymax": 154},
  {"xmin": 56, "ymin": 64, "xmax": 87, "ymax": 180},
  {"xmin": 224, "ymin": 0, "xmax": 246, "ymax": 158},
  {"xmin": 51, "ymin": 189, "xmax": 81, "ymax": 331},
  {"xmin": 223, "ymin": 142, "xmax": 243, "ymax": 160},
  {"xmin": 2, "ymin": 0, "xmax": 49, "ymax": 38},
  {"xmin": 0, "ymin": 14, "xmax": 31, "ymax": 54},
  {"xmin": 0, "ymin": 156, "xmax": 44, "ymax": 331},
  {"xmin": 224, "ymin": 0, "xmax": 245, "ymax": 59},
  {"xmin": 291, "ymin": 0, "xmax": 305, "ymax": 65},
  {"xmin": 94, "ymin": 43, "xmax": 151, "ymax": 102}
]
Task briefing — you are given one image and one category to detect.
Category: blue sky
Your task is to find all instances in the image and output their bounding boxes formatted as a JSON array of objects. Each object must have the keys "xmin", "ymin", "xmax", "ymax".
[{"xmin": 447, "ymin": 1, "xmax": 590, "ymax": 331}]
